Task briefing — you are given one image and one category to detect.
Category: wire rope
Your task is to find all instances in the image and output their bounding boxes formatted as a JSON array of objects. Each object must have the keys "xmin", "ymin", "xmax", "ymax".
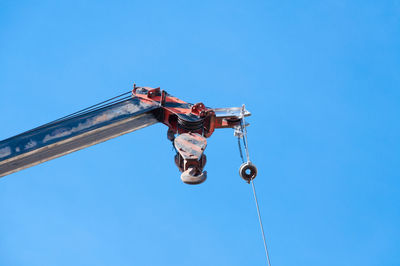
[
  {"xmin": 236, "ymin": 105, "xmax": 272, "ymax": 266},
  {"xmin": 41, "ymin": 91, "xmax": 131, "ymax": 125},
  {"xmin": 13, "ymin": 91, "xmax": 132, "ymax": 138},
  {"xmin": 251, "ymin": 179, "xmax": 272, "ymax": 266}
]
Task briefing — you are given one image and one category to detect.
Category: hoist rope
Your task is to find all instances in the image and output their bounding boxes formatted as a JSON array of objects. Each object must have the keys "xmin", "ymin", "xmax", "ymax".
[
  {"xmin": 60, "ymin": 95, "xmax": 132, "ymax": 121},
  {"xmin": 240, "ymin": 113, "xmax": 251, "ymax": 162},
  {"xmin": 239, "ymin": 137, "xmax": 272, "ymax": 265},
  {"xmin": 46, "ymin": 91, "xmax": 132, "ymax": 124},
  {"xmin": 236, "ymin": 106, "xmax": 272, "ymax": 266},
  {"xmin": 238, "ymin": 137, "xmax": 245, "ymax": 163},
  {"xmin": 18, "ymin": 91, "xmax": 132, "ymax": 137},
  {"xmin": 251, "ymin": 179, "xmax": 272, "ymax": 266}
]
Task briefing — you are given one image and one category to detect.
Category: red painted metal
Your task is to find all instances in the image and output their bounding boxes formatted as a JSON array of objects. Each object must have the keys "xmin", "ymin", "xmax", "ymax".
[{"xmin": 132, "ymin": 85, "xmax": 241, "ymax": 138}]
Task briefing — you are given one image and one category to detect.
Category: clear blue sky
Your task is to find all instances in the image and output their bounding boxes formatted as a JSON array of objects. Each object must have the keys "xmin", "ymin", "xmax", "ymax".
[{"xmin": 0, "ymin": 1, "xmax": 399, "ymax": 265}]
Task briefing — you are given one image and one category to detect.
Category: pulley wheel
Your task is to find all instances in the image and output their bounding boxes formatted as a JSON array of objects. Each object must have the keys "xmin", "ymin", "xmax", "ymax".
[{"xmin": 239, "ymin": 162, "xmax": 257, "ymax": 183}]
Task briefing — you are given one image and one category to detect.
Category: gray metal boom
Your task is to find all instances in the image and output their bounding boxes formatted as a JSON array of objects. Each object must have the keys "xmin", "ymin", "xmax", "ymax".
[{"xmin": 0, "ymin": 97, "xmax": 160, "ymax": 178}]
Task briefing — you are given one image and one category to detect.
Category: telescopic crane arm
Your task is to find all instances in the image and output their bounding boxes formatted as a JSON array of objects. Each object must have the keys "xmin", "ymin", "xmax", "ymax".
[{"xmin": 0, "ymin": 85, "xmax": 252, "ymax": 184}]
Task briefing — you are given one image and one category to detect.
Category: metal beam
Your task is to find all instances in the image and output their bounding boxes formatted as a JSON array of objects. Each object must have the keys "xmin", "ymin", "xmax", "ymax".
[{"xmin": 0, "ymin": 97, "xmax": 160, "ymax": 178}]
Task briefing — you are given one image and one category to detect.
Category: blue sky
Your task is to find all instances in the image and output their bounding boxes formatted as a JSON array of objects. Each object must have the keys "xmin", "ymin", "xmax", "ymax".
[{"xmin": 0, "ymin": 1, "xmax": 399, "ymax": 265}]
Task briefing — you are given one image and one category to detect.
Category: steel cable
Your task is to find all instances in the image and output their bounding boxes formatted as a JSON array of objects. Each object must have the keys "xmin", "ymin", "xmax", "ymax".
[
  {"xmin": 236, "ymin": 106, "xmax": 272, "ymax": 266},
  {"xmin": 13, "ymin": 91, "xmax": 132, "ymax": 138},
  {"xmin": 251, "ymin": 180, "xmax": 272, "ymax": 266},
  {"xmin": 43, "ymin": 91, "xmax": 132, "ymax": 124}
]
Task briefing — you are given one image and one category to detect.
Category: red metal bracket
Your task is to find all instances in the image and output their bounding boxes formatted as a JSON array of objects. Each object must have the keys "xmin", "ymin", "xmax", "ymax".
[{"xmin": 132, "ymin": 86, "xmax": 219, "ymax": 137}]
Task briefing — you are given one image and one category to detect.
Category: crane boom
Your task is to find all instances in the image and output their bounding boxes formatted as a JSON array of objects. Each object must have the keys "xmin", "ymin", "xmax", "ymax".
[
  {"xmin": 0, "ymin": 97, "xmax": 160, "ymax": 177},
  {"xmin": 0, "ymin": 85, "xmax": 251, "ymax": 184}
]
